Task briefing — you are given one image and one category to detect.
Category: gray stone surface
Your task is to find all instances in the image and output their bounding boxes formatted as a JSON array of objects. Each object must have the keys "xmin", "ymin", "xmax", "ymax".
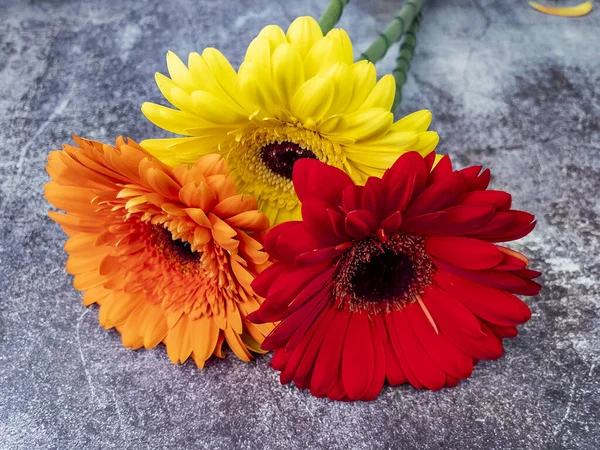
[{"xmin": 1, "ymin": 0, "xmax": 599, "ymax": 448}]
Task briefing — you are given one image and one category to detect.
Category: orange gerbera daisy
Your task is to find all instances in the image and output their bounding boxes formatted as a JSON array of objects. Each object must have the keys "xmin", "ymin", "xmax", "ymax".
[{"xmin": 45, "ymin": 136, "xmax": 274, "ymax": 368}]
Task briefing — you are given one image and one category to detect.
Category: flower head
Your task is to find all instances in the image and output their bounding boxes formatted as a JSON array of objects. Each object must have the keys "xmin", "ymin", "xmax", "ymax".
[
  {"xmin": 141, "ymin": 16, "xmax": 438, "ymax": 224},
  {"xmin": 249, "ymin": 152, "xmax": 541, "ymax": 401},
  {"xmin": 45, "ymin": 136, "xmax": 274, "ymax": 368}
]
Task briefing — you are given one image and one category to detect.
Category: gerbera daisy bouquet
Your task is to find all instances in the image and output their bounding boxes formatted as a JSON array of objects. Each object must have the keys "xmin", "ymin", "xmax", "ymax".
[{"xmin": 45, "ymin": 0, "xmax": 542, "ymax": 401}]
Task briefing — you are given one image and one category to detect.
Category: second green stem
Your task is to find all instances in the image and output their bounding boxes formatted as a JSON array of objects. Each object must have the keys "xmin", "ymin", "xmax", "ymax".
[{"xmin": 359, "ymin": 0, "xmax": 424, "ymax": 64}]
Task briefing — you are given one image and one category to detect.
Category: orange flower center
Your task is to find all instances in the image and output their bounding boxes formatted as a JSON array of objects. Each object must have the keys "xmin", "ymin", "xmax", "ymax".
[{"xmin": 149, "ymin": 225, "xmax": 202, "ymax": 274}]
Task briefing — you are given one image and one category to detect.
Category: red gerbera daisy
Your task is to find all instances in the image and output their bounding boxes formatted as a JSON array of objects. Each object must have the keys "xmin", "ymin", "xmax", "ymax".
[{"xmin": 248, "ymin": 152, "xmax": 541, "ymax": 401}]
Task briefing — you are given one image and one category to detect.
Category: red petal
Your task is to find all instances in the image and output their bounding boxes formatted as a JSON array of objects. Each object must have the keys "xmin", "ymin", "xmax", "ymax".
[
  {"xmin": 435, "ymin": 270, "xmax": 532, "ymax": 326},
  {"xmin": 295, "ymin": 246, "xmax": 344, "ymax": 267},
  {"xmin": 383, "ymin": 152, "xmax": 428, "ymax": 199},
  {"xmin": 405, "ymin": 302, "xmax": 473, "ymax": 379},
  {"xmin": 421, "ymin": 287, "xmax": 484, "ymax": 337},
  {"xmin": 287, "ymin": 267, "xmax": 336, "ymax": 315},
  {"xmin": 380, "ymin": 211, "xmax": 403, "ymax": 233},
  {"xmin": 424, "ymin": 151, "xmax": 437, "ymax": 173},
  {"xmin": 362, "ymin": 177, "xmax": 387, "ymax": 222},
  {"xmin": 392, "ymin": 310, "xmax": 446, "ymax": 390},
  {"xmin": 426, "ymin": 236, "xmax": 504, "ymax": 270},
  {"xmin": 457, "ymin": 212, "xmax": 514, "ymax": 239},
  {"xmin": 253, "ymin": 263, "xmax": 328, "ymax": 323},
  {"xmin": 428, "ymin": 154, "xmax": 452, "ymax": 185},
  {"xmin": 401, "ymin": 211, "xmax": 447, "ymax": 235},
  {"xmin": 327, "ymin": 208, "xmax": 351, "ymax": 241},
  {"xmin": 473, "ymin": 211, "xmax": 536, "ymax": 242},
  {"xmin": 293, "ymin": 305, "xmax": 338, "ymax": 386},
  {"xmin": 362, "ymin": 323, "xmax": 387, "ymax": 401},
  {"xmin": 285, "ymin": 289, "xmax": 332, "ymax": 351},
  {"xmin": 461, "ymin": 166, "xmax": 490, "ymax": 191},
  {"xmin": 434, "ymin": 259, "xmax": 541, "ymax": 296},
  {"xmin": 302, "ymin": 198, "xmax": 344, "ymax": 245},
  {"xmin": 326, "ymin": 379, "xmax": 349, "ymax": 401},
  {"xmin": 293, "ymin": 158, "xmax": 353, "ymax": 206},
  {"xmin": 484, "ymin": 321, "xmax": 519, "ymax": 338},
  {"xmin": 422, "ymin": 287, "xmax": 503, "ymax": 359},
  {"xmin": 264, "ymin": 221, "xmax": 300, "ymax": 260},
  {"xmin": 345, "ymin": 209, "xmax": 378, "ymax": 239},
  {"xmin": 280, "ymin": 308, "xmax": 328, "ymax": 385},
  {"xmin": 404, "ymin": 171, "xmax": 467, "ymax": 218},
  {"xmin": 494, "ymin": 252, "xmax": 528, "ymax": 271},
  {"xmin": 264, "ymin": 221, "xmax": 321, "ymax": 263},
  {"xmin": 382, "ymin": 174, "xmax": 415, "ymax": 220},
  {"xmin": 311, "ymin": 309, "xmax": 350, "ymax": 396},
  {"xmin": 513, "ymin": 269, "xmax": 542, "ymax": 280},
  {"xmin": 435, "ymin": 205, "xmax": 497, "ymax": 235},
  {"xmin": 462, "ymin": 190, "xmax": 512, "ymax": 211},
  {"xmin": 342, "ymin": 312, "xmax": 374, "ymax": 400},
  {"xmin": 341, "ymin": 184, "xmax": 364, "ymax": 213},
  {"xmin": 263, "ymin": 288, "xmax": 329, "ymax": 351},
  {"xmin": 445, "ymin": 375, "xmax": 460, "ymax": 387},
  {"xmin": 270, "ymin": 348, "xmax": 291, "ymax": 371},
  {"xmin": 251, "ymin": 262, "xmax": 286, "ymax": 298},
  {"xmin": 384, "ymin": 312, "xmax": 424, "ymax": 389},
  {"xmin": 385, "ymin": 341, "xmax": 407, "ymax": 386}
]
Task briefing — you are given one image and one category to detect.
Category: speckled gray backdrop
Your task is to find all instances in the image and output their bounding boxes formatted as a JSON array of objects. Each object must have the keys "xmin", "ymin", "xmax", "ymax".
[{"xmin": 0, "ymin": 0, "xmax": 598, "ymax": 448}]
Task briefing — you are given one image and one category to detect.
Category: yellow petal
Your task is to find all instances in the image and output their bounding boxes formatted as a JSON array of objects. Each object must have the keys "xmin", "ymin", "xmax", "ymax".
[
  {"xmin": 191, "ymin": 90, "xmax": 248, "ymax": 124},
  {"xmin": 304, "ymin": 38, "xmax": 337, "ymax": 79},
  {"xmin": 257, "ymin": 24, "xmax": 287, "ymax": 52},
  {"xmin": 345, "ymin": 60, "xmax": 377, "ymax": 113},
  {"xmin": 336, "ymin": 108, "xmax": 393, "ymax": 141},
  {"xmin": 166, "ymin": 51, "xmax": 196, "ymax": 92},
  {"xmin": 238, "ymin": 61, "xmax": 282, "ymax": 116},
  {"xmin": 271, "ymin": 43, "xmax": 304, "ymax": 107},
  {"xmin": 361, "ymin": 74, "xmax": 396, "ymax": 110},
  {"xmin": 325, "ymin": 29, "xmax": 354, "ymax": 65},
  {"xmin": 286, "ymin": 16, "xmax": 323, "ymax": 58},
  {"xmin": 345, "ymin": 131, "xmax": 419, "ymax": 153},
  {"xmin": 188, "ymin": 51, "xmax": 243, "ymax": 112},
  {"xmin": 245, "ymin": 36, "xmax": 273, "ymax": 72},
  {"xmin": 155, "ymin": 73, "xmax": 194, "ymax": 112},
  {"xmin": 291, "ymin": 77, "xmax": 334, "ymax": 123},
  {"xmin": 529, "ymin": 1, "xmax": 592, "ymax": 17},
  {"xmin": 392, "ymin": 109, "xmax": 432, "ymax": 132},
  {"xmin": 141, "ymin": 102, "xmax": 200, "ymax": 135},
  {"xmin": 412, "ymin": 131, "xmax": 440, "ymax": 155},
  {"xmin": 321, "ymin": 63, "xmax": 353, "ymax": 116},
  {"xmin": 201, "ymin": 48, "xmax": 238, "ymax": 95}
]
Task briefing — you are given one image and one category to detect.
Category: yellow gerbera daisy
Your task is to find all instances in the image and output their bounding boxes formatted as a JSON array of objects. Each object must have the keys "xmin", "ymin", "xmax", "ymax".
[{"xmin": 141, "ymin": 16, "xmax": 438, "ymax": 225}]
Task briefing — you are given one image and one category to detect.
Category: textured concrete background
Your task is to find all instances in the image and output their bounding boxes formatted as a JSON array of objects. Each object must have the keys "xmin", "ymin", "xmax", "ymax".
[{"xmin": 1, "ymin": 0, "xmax": 599, "ymax": 448}]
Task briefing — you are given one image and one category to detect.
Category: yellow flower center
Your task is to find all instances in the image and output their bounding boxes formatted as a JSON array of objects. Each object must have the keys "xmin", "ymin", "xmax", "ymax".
[
  {"xmin": 260, "ymin": 141, "xmax": 317, "ymax": 179},
  {"xmin": 228, "ymin": 124, "xmax": 344, "ymax": 215}
]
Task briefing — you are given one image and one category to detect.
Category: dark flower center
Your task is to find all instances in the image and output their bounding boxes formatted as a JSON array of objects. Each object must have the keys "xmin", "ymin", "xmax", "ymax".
[
  {"xmin": 150, "ymin": 226, "xmax": 202, "ymax": 271},
  {"xmin": 333, "ymin": 233, "xmax": 435, "ymax": 313},
  {"xmin": 260, "ymin": 141, "xmax": 317, "ymax": 179},
  {"xmin": 350, "ymin": 250, "xmax": 416, "ymax": 303}
]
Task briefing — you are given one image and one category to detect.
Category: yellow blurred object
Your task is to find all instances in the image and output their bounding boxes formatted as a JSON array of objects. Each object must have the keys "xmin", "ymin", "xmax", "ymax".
[{"xmin": 528, "ymin": 1, "xmax": 593, "ymax": 17}]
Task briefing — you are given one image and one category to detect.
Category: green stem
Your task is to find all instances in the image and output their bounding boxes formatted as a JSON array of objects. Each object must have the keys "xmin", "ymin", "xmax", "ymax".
[
  {"xmin": 359, "ymin": 0, "xmax": 424, "ymax": 63},
  {"xmin": 392, "ymin": 13, "xmax": 421, "ymax": 114},
  {"xmin": 318, "ymin": 0, "xmax": 350, "ymax": 34}
]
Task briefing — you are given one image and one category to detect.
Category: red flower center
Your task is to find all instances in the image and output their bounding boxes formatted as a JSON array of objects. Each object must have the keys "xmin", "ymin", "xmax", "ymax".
[
  {"xmin": 333, "ymin": 233, "xmax": 435, "ymax": 313},
  {"xmin": 149, "ymin": 226, "xmax": 202, "ymax": 273},
  {"xmin": 260, "ymin": 141, "xmax": 317, "ymax": 179}
]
